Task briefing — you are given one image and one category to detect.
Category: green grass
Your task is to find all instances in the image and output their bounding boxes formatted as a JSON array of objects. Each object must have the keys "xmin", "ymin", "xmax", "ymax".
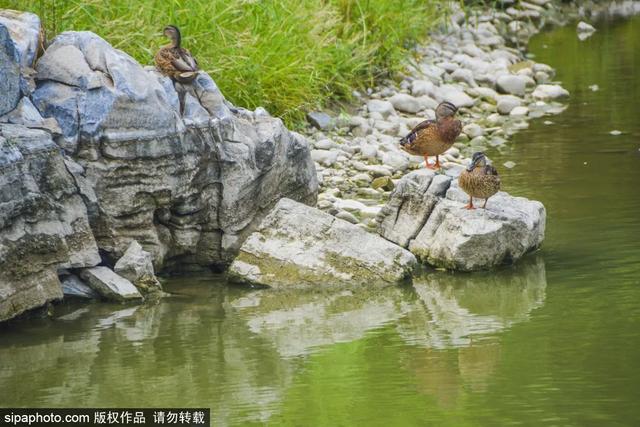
[{"xmin": 0, "ymin": 0, "xmax": 445, "ymax": 126}]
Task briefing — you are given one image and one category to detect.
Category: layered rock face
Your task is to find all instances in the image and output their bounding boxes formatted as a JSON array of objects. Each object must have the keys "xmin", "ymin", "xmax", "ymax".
[
  {"xmin": 228, "ymin": 198, "xmax": 417, "ymax": 288},
  {"xmin": 31, "ymin": 31, "xmax": 317, "ymax": 271},
  {"xmin": 0, "ymin": 11, "xmax": 318, "ymax": 320},
  {"xmin": 378, "ymin": 170, "xmax": 545, "ymax": 271},
  {"xmin": 0, "ymin": 125, "xmax": 100, "ymax": 322}
]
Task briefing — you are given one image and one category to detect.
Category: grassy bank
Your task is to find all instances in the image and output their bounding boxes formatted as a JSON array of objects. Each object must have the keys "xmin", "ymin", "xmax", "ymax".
[{"xmin": 0, "ymin": 0, "xmax": 445, "ymax": 125}]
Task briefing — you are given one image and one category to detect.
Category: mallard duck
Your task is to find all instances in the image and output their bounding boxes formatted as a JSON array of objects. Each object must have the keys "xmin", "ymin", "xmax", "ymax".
[
  {"xmin": 458, "ymin": 152, "xmax": 500, "ymax": 209},
  {"xmin": 399, "ymin": 101, "xmax": 462, "ymax": 170},
  {"xmin": 154, "ymin": 25, "xmax": 199, "ymax": 83}
]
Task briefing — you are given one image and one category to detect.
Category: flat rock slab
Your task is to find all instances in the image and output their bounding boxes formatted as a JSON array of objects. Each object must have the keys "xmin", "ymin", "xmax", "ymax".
[
  {"xmin": 378, "ymin": 172, "xmax": 546, "ymax": 271},
  {"xmin": 228, "ymin": 198, "xmax": 417, "ymax": 288},
  {"xmin": 80, "ymin": 267, "xmax": 142, "ymax": 301}
]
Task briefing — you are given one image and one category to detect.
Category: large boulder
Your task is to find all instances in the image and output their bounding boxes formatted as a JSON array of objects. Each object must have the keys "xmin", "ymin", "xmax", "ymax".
[
  {"xmin": 0, "ymin": 124, "xmax": 100, "ymax": 322},
  {"xmin": 228, "ymin": 198, "xmax": 417, "ymax": 288},
  {"xmin": 378, "ymin": 171, "xmax": 546, "ymax": 271},
  {"xmin": 30, "ymin": 31, "xmax": 318, "ymax": 271}
]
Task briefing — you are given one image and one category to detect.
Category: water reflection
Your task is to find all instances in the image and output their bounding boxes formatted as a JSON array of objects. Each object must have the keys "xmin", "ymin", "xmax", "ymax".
[{"xmin": 0, "ymin": 257, "xmax": 546, "ymax": 423}]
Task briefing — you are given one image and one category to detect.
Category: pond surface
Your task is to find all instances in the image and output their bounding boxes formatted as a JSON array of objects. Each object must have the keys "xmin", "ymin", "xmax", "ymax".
[{"xmin": 1, "ymin": 13, "xmax": 640, "ymax": 427}]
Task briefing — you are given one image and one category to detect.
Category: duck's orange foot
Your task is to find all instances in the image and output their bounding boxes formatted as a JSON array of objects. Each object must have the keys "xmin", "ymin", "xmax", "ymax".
[
  {"xmin": 464, "ymin": 198, "xmax": 475, "ymax": 210},
  {"xmin": 425, "ymin": 163, "xmax": 439, "ymax": 170}
]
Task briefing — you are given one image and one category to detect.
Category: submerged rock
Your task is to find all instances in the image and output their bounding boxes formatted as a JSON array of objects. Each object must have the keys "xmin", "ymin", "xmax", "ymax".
[
  {"xmin": 80, "ymin": 267, "xmax": 142, "ymax": 301},
  {"xmin": 228, "ymin": 198, "xmax": 416, "ymax": 288},
  {"xmin": 378, "ymin": 172, "xmax": 545, "ymax": 271}
]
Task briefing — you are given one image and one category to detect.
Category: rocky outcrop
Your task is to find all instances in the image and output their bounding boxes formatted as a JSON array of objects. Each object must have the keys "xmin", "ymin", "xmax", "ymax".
[
  {"xmin": 30, "ymin": 31, "xmax": 317, "ymax": 271},
  {"xmin": 0, "ymin": 12, "xmax": 318, "ymax": 321},
  {"xmin": 0, "ymin": 125, "xmax": 100, "ymax": 322},
  {"xmin": 378, "ymin": 170, "xmax": 545, "ymax": 271},
  {"xmin": 228, "ymin": 198, "xmax": 417, "ymax": 288}
]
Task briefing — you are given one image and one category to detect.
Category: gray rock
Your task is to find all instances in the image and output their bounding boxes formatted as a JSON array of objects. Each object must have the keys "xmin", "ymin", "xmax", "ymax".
[
  {"xmin": 450, "ymin": 68, "xmax": 476, "ymax": 87},
  {"xmin": 0, "ymin": 24, "xmax": 20, "ymax": 116},
  {"xmin": 532, "ymin": 84, "xmax": 570, "ymax": 100},
  {"xmin": 228, "ymin": 198, "xmax": 416, "ymax": 288},
  {"xmin": 411, "ymin": 80, "xmax": 437, "ymax": 97},
  {"xmin": 577, "ymin": 21, "xmax": 596, "ymax": 33},
  {"xmin": 496, "ymin": 95, "xmax": 523, "ymax": 114},
  {"xmin": 80, "ymin": 267, "xmax": 142, "ymax": 301},
  {"xmin": 462, "ymin": 123, "xmax": 484, "ymax": 138},
  {"xmin": 388, "ymin": 93, "xmax": 422, "ymax": 113},
  {"xmin": 61, "ymin": 274, "xmax": 99, "ymax": 299},
  {"xmin": 437, "ymin": 85, "xmax": 475, "ymax": 108},
  {"xmin": 0, "ymin": 124, "xmax": 100, "ymax": 321},
  {"xmin": 378, "ymin": 173, "xmax": 546, "ymax": 271},
  {"xmin": 307, "ymin": 111, "xmax": 334, "ymax": 130},
  {"xmin": 496, "ymin": 74, "xmax": 527, "ymax": 96},
  {"xmin": 367, "ymin": 99, "xmax": 396, "ymax": 118},
  {"xmin": 114, "ymin": 240, "xmax": 159, "ymax": 289},
  {"xmin": 510, "ymin": 106, "xmax": 529, "ymax": 116},
  {"xmin": 377, "ymin": 170, "xmax": 452, "ymax": 247},
  {"xmin": 0, "ymin": 10, "xmax": 41, "ymax": 68},
  {"xmin": 311, "ymin": 149, "xmax": 339, "ymax": 166},
  {"xmin": 30, "ymin": 31, "xmax": 317, "ymax": 270},
  {"xmin": 335, "ymin": 210, "xmax": 359, "ymax": 224}
]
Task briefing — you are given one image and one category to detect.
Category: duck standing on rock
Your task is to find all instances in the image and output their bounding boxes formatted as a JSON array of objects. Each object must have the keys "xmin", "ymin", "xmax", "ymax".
[
  {"xmin": 399, "ymin": 101, "xmax": 462, "ymax": 170},
  {"xmin": 458, "ymin": 152, "xmax": 500, "ymax": 209},
  {"xmin": 155, "ymin": 25, "xmax": 199, "ymax": 83}
]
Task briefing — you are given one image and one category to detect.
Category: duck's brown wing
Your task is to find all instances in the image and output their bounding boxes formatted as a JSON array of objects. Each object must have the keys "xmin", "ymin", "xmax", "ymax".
[
  {"xmin": 175, "ymin": 48, "xmax": 198, "ymax": 72},
  {"xmin": 401, "ymin": 119, "xmax": 436, "ymax": 145}
]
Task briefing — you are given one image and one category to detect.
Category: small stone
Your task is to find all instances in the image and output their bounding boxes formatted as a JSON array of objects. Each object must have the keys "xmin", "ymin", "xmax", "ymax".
[
  {"xmin": 438, "ymin": 85, "xmax": 475, "ymax": 108},
  {"xmin": 496, "ymin": 95, "xmax": 523, "ymax": 115},
  {"xmin": 496, "ymin": 74, "xmax": 528, "ymax": 96},
  {"xmin": 532, "ymin": 84, "xmax": 570, "ymax": 100},
  {"xmin": 314, "ymin": 138, "xmax": 335, "ymax": 150},
  {"xmin": 463, "ymin": 123, "xmax": 484, "ymax": 138},
  {"xmin": 306, "ymin": 111, "xmax": 334, "ymax": 130},
  {"xmin": 503, "ymin": 161, "xmax": 517, "ymax": 169},
  {"xmin": 411, "ymin": 79, "xmax": 436, "ymax": 97},
  {"xmin": 371, "ymin": 176, "xmax": 395, "ymax": 191},
  {"xmin": 367, "ymin": 99, "xmax": 396, "ymax": 118},
  {"xmin": 510, "ymin": 106, "xmax": 529, "ymax": 116},
  {"xmin": 389, "ymin": 93, "xmax": 422, "ymax": 113},
  {"xmin": 610, "ymin": 130, "xmax": 622, "ymax": 136},
  {"xmin": 311, "ymin": 149, "xmax": 339, "ymax": 166},
  {"xmin": 589, "ymin": 84, "xmax": 599, "ymax": 92},
  {"xmin": 335, "ymin": 210, "xmax": 359, "ymax": 224},
  {"xmin": 577, "ymin": 21, "xmax": 596, "ymax": 33}
]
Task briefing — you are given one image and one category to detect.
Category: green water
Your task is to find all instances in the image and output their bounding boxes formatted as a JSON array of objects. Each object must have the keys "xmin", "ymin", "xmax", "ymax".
[{"xmin": 2, "ymin": 14, "xmax": 640, "ymax": 427}]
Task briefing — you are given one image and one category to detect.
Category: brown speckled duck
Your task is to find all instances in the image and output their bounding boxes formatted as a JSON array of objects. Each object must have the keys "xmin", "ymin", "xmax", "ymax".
[
  {"xmin": 400, "ymin": 101, "xmax": 462, "ymax": 170},
  {"xmin": 458, "ymin": 152, "xmax": 501, "ymax": 209},
  {"xmin": 155, "ymin": 25, "xmax": 199, "ymax": 83}
]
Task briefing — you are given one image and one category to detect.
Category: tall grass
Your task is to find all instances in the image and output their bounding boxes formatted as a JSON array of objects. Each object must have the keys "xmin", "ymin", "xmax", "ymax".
[{"xmin": 1, "ymin": 0, "xmax": 444, "ymax": 125}]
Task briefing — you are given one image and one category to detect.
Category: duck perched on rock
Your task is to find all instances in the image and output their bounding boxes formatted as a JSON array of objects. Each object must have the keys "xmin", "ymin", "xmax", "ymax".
[
  {"xmin": 155, "ymin": 25, "xmax": 199, "ymax": 83},
  {"xmin": 400, "ymin": 101, "xmax": 462, "ymax": 170},
  {"xmin": 458, "ymin": 152, "xmax": 501, "ymax": 209}
]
